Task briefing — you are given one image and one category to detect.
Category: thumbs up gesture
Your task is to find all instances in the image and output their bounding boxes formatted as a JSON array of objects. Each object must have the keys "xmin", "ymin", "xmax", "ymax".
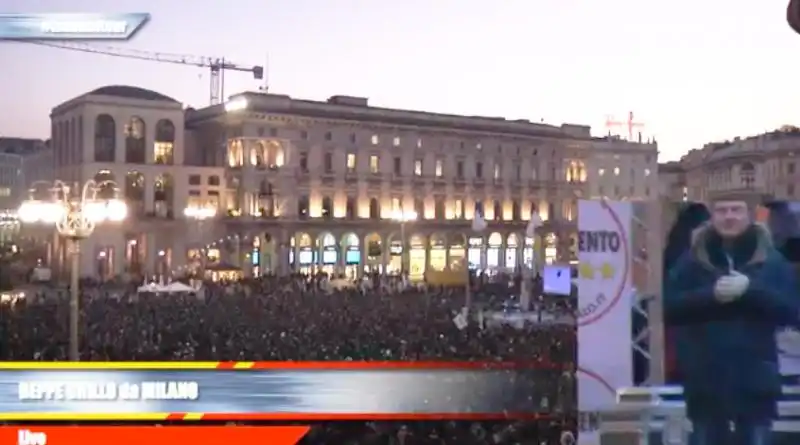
[{"xmin": 714, "ymin": 271, "xmax": 750, "ymax": 303}]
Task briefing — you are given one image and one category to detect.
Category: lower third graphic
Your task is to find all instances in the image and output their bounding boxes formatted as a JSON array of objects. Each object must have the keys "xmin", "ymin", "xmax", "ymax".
[{"xmin": 0, "ymin": 13, "xmax": 150, "ymax": 40}]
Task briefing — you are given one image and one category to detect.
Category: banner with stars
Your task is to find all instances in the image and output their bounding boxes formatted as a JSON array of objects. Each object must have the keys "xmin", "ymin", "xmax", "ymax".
[{"xmin": 576, "ymin": 200, "xmax": 633, "ymax": 444}]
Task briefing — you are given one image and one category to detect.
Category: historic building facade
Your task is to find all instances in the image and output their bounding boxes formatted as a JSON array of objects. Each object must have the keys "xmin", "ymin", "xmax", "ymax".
[
  {"xmin": 658, "ymin": 126, "xmax": 800, "ymax": 205},
  {"xmin": 36, "ymin": 86, "xmax": 659, "ymax": 279},
  {"xmin": 185, "ymin": 92, "xmax": 658, "ymax": 279},
  {"xmin": 44, "ymin": 86, "xmax": 224, "ymax": 279}
]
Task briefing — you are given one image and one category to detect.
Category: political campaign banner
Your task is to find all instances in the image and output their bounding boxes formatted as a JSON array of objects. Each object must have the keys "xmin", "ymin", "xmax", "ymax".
[{"xmin": 577, "ymin": 200, "xmax": 633, "ymax": 444}]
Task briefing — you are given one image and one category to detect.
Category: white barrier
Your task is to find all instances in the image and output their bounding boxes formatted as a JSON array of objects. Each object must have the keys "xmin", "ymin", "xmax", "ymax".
[{"xmin": 600, "ymin": 385, "xmax": 800, "ymax": 444}]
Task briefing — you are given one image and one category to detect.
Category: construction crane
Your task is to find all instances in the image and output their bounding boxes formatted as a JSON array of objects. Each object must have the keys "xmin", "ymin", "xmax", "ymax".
[
  {"xmin": 605, "ymin": 111, "xmax": 644, "ymax": 142},
  {"xmin": 20, "ymin": 40, "xmax": 264, "ymax": 105}
]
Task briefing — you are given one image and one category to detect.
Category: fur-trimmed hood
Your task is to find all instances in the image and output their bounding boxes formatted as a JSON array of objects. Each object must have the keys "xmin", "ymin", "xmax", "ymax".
[{"xmin": 690, "ymin": 222, "xmax": 774, "ymax": 269}]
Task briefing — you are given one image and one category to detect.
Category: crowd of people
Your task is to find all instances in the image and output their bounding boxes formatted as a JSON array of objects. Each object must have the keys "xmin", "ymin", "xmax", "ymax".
[{"xmin": 1, "ymin": 274, "xmax": 577, "ymax": 444}]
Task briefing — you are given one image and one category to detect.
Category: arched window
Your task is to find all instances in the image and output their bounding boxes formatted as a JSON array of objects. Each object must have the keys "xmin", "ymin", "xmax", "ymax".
[
  {"xmin": 124, "ymin": 116, "xmax": 146, "ymax": 163},
  {"xmin": 94, "ymin": 114, "xmax": 116, "ymax": 162},
  {"xmin": 154, "ymin": 119, "xmax": 175, "ymax": 165},
  {"xmin": 93, "ymin": 170, "xmax": 117, "ymax": 200},
  {"xmin": 740, "ymin": 162, "xmax": 756, "ymax": 188}
]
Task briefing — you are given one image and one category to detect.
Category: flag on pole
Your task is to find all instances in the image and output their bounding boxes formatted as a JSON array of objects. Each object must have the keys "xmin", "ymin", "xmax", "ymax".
[
  {"xmin": 472, "ymin": 203, "xmax": 487, "ymax": 232},
  {"xmin": 526, "ymin": 212, "xmax": 542, "ymax": 238}
]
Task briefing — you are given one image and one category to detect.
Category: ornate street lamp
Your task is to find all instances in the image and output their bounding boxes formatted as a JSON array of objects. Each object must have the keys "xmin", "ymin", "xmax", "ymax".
[{"xmin": 17, "ymin": 180, "xmax": 127, "ymax": 361}]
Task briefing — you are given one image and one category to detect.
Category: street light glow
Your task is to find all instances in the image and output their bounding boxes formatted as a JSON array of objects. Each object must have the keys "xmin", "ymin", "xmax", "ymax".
[
  {"xmin": 18, "ymin": 201, "xmax": 66, "ymax": 224},
  {"xmin": 105, "ymin": 199, "xmax": 128, "ymax": 222},
  {"xmin": 184, "ymin": 206, "xmax": 217, "ymax": 219},
  {"xmin": 392, "ymin": 210, "xmax": 418, "ymax": 222},
  {"xmin": 19, "ymin": 199, "xmax": 127, "ymax": 225}
]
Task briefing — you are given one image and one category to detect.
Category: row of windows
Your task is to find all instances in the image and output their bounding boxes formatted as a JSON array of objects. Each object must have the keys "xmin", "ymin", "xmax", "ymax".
[
  {"xmin": 269, "ymin": 126, "xmax": 544, "ymax": 155},
  {"xmin": 53, "ymin": 115, "xmax": 177, "ymax": 166},
  {"xmin": 596, "ymin": 185, "xmax": 652, "ymax": 198},
  {"xmin": 288, "ymin": 197, "xmax": 573, "ymax": 221},
  {"xmin": 188, "ymin": 175, "xmax": 221, "ymax": 186},
  {"xmin": 597, "ymin": 167, "xmax": 652, "ymax": 177},
  {"xmin": 299, "ymin": 151, "xmax": 589, "ymax": 182}
]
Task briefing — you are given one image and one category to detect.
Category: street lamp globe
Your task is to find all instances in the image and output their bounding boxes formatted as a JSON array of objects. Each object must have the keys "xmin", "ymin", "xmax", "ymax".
[
  {"xmin": 18, "ymin": 201, "xmax": 65, "ymax": 224},
  {"xmin": 106, "ymin": 199, "xmax": 128, "ymax": 222}
]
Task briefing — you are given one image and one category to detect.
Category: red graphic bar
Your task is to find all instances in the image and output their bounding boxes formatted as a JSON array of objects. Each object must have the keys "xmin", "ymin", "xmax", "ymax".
[
  {"xmin": 217, "ymin": 361, "xmax": 562, "ymax": 369},
  {"xmin": 3, "ymin": 426, "xmax": 309, "ymax": 445},
  {"xmin": 195, "ymin": 412, "xmax": 551, "ymax": 421}
]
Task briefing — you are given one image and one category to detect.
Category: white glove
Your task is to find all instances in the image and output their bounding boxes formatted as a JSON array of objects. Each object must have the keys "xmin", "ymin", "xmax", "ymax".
[{"xmin": 714, "ymin": 271, "xmax": 750, "ymax": 302}]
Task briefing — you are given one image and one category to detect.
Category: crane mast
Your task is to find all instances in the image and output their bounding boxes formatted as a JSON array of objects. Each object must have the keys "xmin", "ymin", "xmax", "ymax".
[{"xmin": 21, "ymin": 41, "xmax": 264, "ymax": 105}]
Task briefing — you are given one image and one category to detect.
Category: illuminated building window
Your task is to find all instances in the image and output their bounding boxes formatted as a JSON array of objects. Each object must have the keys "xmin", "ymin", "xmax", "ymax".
[
  {"xmin": 371, "ymin": 135, "xmax": 379, "ymax": 145},
  {"xmin": 227, "ymin": 140, "xmax": 243, "ymax": 167},
  {"xmin": 393, "ymin": 137, "xmax": 400, "ymax": 147},
  {"xmin": 369, "ymin": 155, "xmax": 379, "ymax": 173},
  {"xmin": 346, "ymin": 153, "xmax": 356, "ymax": 172},
  {"xmin": 435, "ymin": 159, "xmax": 443, "ymax": 177},
  {"xmin": 153, "ymin": 119, "xmax": 175, "ymax": 165},
  {"xmin": 154, "ymin": 142, "xmax": 174, "ymax": 165},
  {"xmin": 414, "ymin": 160, "xmax": 422, "ymax": 176}
]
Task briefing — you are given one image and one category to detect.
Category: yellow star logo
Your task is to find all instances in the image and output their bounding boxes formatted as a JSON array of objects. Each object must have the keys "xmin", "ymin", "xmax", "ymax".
[
  {"xmin": 579, "ymin": 262, "xmax": 595, "ymax": 280},
  {"xmin": 599, "ymin": 262, "xmax": 615, "ymax": 279}
]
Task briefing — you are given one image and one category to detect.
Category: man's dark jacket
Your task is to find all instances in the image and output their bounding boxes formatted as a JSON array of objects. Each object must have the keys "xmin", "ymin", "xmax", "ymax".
[{"xmin": 664, "ymin": 223, "xmax": 798, "ymax": 420}]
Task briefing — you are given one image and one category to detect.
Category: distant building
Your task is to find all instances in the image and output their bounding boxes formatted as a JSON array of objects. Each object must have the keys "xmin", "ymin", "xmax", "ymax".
[
  {"xmin": 658, "ymin": 126, "xmax": 800, "ymax": 204},
  {"xmin": 0, "ymin": 137, "xmax": 52, "ymax": 210},
  {"xmin": 41, "ymin": 85, "xmax": 660, "ymax": 279},
  {"xmin": 585, "ymin": 136, "xmax": 658, "ymax": 201}
]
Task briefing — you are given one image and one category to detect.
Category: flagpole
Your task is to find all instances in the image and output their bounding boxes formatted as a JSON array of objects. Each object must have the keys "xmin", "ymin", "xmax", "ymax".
[
  {"xmin": 521, "ymin": 213, "xmax": 542, "ymax": 312},
  {"xmin": 468, "ymin": 206, "xmax": 487, "ymax": 312}
]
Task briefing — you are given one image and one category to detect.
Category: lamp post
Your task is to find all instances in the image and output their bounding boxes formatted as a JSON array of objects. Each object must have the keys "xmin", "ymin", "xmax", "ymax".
[
  {"xmin": 391, "ymin": 210, "xmax": 417, "ymax": 275},
  {"xmin": 467, "ymin": 211, "xmax": 488, "ymax": 311},
  {"xmin": 183, "ymin": 206, "xmax": 217, "ymax": 278},
  {"xmin": 521, "ymin": 213, "xmax": 542, "ymax": 311},
  {"xmin": 17, "ymin": 180, "xmax": 127, "ymax": 361}
]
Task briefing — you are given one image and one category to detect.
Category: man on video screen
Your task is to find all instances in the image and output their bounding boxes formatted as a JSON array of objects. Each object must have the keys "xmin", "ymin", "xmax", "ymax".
[{"xmin": 664, "ymin": 196, "xmax": 798, "ymax": 445}]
